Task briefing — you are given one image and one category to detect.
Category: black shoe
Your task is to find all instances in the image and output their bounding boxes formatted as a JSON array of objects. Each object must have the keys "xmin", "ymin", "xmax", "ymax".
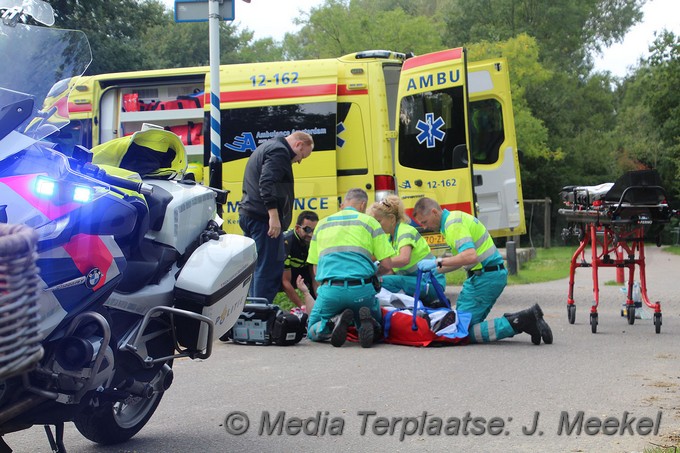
[
  {"xmin": 504, "ymin": 304, "xmax": 553, "ymax": 345},
  {"xmin": 331, "ymin": 309, "xmax": 354, "ymax": 347},
  {"xmin": 433, "ymin": 310, "xmax": 457, "ymax": 332},
  {"xmin": 358, "ymin": 307, "xmax": 374, "ymax": 348},
  {"xmin": 533, "ymin": 305, "xmax": 553, "ymax": 344}
]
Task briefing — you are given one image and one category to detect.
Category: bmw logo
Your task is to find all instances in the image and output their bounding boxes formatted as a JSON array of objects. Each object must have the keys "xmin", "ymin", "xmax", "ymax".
[{"xmin": 85, "ymin": 268, "xmax": 102, "ymax": 288}]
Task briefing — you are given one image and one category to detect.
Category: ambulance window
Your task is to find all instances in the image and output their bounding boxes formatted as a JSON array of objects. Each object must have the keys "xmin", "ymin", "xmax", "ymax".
[
  {"xmin": 469, "ymin": 99, "xmax": 504, "ymax": 165},
  {"xmin": 398, "ymin": 86, "xmax": 466, "ymax": 171},
  {"xmin": 219, "ymin": 102, "xmax": 336, "ymax": 164}
]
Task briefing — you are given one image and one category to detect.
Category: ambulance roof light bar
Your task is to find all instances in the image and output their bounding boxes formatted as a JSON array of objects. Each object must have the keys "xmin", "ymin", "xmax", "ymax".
[{"xmin": 355, "ymin": 50, "xmax": 407, "ymax": 61}]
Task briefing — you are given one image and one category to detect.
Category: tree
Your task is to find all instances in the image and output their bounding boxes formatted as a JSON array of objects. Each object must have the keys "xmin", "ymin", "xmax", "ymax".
[
  {"xmin": 51, "ymin": 0, "xmax": 170, "ymax": 74},
  {"xmin": 441, "ymin": 0, "xmax": 644, "ymax": 72},
  {"xmin": 283, "ymin": 0, "xmax": 444, "ymax": 60},
  {"xmin": 141, "ymin": 20, "xmax": 283, "ymax": 69},
  {"xmin": 467, "ymin": 34, "xmax": 553, "ymax": 161},
  {"xmin": 616, "ymin": 30, "xmax": 680, "ymax": 201}
]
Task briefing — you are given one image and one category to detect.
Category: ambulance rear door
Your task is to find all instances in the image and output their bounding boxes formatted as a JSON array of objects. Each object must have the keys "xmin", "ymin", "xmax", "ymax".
[
  {"xmin": 394, "ymin": 48, "xmax": 475, "ymax": 248},
  {"xmin": 216, "ymin": 59, "xmax": 339, "ymax": 233},
  {"xmin": 468, "ymin": 58, "xmax": 525, "ymax": 236}
]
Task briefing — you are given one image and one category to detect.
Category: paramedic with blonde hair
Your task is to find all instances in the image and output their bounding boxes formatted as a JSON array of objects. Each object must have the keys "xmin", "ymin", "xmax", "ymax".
[{"xmin": 368, "ymin": 195, "xmax": 446, "ymax": 304}]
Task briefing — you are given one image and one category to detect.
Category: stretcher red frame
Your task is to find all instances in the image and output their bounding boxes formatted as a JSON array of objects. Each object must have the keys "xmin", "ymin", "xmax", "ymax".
[{"xmin": 558, "ymin": 170, "xmax": 675, "ymax": 334}]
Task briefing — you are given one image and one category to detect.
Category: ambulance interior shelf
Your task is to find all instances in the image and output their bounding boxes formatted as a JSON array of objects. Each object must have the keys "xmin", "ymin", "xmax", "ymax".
[
  {"xmin": 119, "ymin": 88, "xmax": 205, "ymax": 157},
  {"xmin": 557, "ymin": 169, "xmax": 677, "ymax": 335}
]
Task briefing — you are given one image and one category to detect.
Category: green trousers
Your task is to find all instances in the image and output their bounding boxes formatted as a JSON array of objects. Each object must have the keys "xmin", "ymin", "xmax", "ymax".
[{"xmin": 307, "ymin": 282, "xmax": 380, "ymax": 341}]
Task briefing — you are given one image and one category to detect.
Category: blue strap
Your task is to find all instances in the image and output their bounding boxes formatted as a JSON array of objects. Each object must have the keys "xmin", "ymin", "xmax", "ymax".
[
  {"xmin": 411, "ymin": 270, "xmax": 423, "ymax": 330},
  {"xmin": 414, "ymin": 269, "xmax": 451, "ymax": 308},
  {"xmin": 410, "ymin": 269, "xmax": 452, "ymax": 331},
  {"xmin": 426, "ymin": 270, "xmax": 451, "ymax": 309},
  {"xmin": 383, "ymin": 310, "xmax": 396, "ymax": 338}
]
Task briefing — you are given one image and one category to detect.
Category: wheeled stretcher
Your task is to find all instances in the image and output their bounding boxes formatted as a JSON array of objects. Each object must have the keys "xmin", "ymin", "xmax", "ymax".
[{"xmin": 558, "ymin": 170, "xmax": 675, "ymax": 334}]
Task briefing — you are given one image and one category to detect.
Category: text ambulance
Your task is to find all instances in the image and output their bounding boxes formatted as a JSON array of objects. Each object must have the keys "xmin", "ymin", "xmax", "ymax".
[{"xmin": 60, "ymin": 48, "xmax": 525, "ymax": 247}]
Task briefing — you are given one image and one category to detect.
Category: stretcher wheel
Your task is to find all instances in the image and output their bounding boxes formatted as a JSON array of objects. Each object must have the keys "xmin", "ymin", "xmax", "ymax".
[
  {"xmin": 626, "ymin": 305, "xmax": 636, "ymax": 325},
  {"xmin": 590, "ymin": 312, "xmax": 598, "ymax": 334},
  {"xmin": 567, "ymin": 304, "xmax": 576, "ymax": 324},
  {"xmin": 654, "ymin": 313, "xmax": 662, "ymax": 334}
]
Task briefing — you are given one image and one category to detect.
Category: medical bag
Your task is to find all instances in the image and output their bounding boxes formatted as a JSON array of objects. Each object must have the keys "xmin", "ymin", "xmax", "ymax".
[{"xmin": 225, "ymin": 298, "xmax": 305, "ymax": 346}]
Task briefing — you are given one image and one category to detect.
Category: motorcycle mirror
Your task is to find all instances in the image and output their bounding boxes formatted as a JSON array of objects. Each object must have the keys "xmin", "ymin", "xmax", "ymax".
[
  {"xmin": 73, "ymin": 145, "xmax": 93, "ymax": 163},
  {"xmin": 0, "ymin": 0, "xmax": 55, "ymax": 26}
]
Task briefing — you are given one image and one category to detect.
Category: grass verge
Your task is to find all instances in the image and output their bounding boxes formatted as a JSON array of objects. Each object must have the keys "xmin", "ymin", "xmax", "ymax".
[
  {"xmin": 664, "ymin": 245, "xmax": 680, "ymax": 256},
  {"xmin": 445, "ymin": 246, "xmax": 577, "ymax": 286}
]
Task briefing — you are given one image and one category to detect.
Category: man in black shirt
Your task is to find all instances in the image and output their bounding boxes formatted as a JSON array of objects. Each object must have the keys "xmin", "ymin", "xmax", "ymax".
[
  {"xmin": 281, "ymin": 211, "xmax": 319, "ymax": 308},
  {"xmin": 238, "ymin": 131, "xmax": 314, "ymax": 303}
]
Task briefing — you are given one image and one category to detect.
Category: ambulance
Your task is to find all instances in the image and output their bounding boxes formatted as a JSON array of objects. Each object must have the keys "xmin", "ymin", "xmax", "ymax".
[{"xmin": 61, "ymin": 48, "xmax": 525, "ymax": 247}]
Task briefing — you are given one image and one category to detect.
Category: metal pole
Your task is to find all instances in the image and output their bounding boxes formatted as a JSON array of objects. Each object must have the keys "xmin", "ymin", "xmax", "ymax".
[
  {"xmin": 506, "ymin": 240, "xmax": 517, "ymax": 275},
  {"xmin": 544, "ymin": 196, "xmax": 551, "ymax": 249},
  {"xmin": 208, "ymin": 0, "xmax": 223, "ymax": 215}
]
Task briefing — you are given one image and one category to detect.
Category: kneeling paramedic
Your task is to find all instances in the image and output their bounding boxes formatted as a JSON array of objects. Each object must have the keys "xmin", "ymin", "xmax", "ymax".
[
  {"xmin": 306, "ymin": 188, "xmax": 395, "ymax": 348},
  {"xmin": 412, "ymin": 197, "xmax": 552, "ymax": 345}
]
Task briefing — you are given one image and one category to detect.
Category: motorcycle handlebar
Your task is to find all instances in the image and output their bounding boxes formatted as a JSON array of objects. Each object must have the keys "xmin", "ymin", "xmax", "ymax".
[
  {"xmin": 78, "ymin": 162, "xmax": 153, "ymax": 196},
  {"xmin": 104, "ymin": 174, "xmax": 154, "ymax": 196}
]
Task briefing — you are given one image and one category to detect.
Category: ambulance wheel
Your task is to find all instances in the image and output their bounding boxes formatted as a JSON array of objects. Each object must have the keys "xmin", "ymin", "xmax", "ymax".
[
  {"xmin": 567, "ymin": 304, "xmax": 576, "ymax": 324},
  {"xmin": 590, "ymin": 312, "xmax": 598, "ymax": 334},
  {"xmin": 654, "ymin": 313, "xmax": 662, "ymax": 334},
  {"xmin": 627, "ymin": 306, "xmax": 636, "ymax": 325}
]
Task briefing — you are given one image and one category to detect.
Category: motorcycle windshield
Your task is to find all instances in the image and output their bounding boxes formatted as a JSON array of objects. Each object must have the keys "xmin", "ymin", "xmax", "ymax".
[
  {"xmin": 0, "ymin": 19, "xmax": 111, "ymax": 231},
  {"xmin": 0, "ymin": 21, "xmax": 91, "ymax": 146}
]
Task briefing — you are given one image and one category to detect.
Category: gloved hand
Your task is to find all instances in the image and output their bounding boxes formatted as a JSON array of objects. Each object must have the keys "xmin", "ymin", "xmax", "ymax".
[{"xmin": 417, "ymin": 258, "xmax": 437, "ymax": 272}]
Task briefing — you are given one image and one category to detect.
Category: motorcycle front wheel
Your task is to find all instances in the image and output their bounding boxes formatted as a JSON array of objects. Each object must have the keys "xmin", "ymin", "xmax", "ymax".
[{"xmin": 73, "ymin": 362, "xmax": 172, "ymax": 445}]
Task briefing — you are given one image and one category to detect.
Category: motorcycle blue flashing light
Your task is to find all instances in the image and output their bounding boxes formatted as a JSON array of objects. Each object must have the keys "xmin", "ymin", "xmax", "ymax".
[
  {"xmin": 35, "ymin": 175, "xmax": 56, "ymax": 197},
  {"xmin": 72, "ymin": 185, "xmax": 92, "ymax": 202},
  {"xmin": 34, "ymin": 176, "xmax": 94, "ymax": 203}
]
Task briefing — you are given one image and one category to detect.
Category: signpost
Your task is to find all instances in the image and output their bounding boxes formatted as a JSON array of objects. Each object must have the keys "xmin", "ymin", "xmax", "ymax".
[
  {"xmin": 174, "ymin": 0, "xmax": 235, "ymax": 213},
  {"xmin": 174, "ymin": 0, "xmax": 234, "ymax": 23}
]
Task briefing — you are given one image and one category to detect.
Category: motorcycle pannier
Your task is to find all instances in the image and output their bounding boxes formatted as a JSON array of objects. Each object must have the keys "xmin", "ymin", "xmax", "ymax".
[{"xmin": 174, "ymin": 234, "xmax": 257, "ymax": 352}]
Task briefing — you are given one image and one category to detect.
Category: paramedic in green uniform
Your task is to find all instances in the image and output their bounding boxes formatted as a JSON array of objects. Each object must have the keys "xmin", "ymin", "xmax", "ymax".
[
  {"xmin": 368, "ymin": 195, "xmax": 446, "ymax": 304},
  {"xmin": 307, "ymin": 188, "xmax": 395, "ymax": 348},
  {"xmin": 412, "ymin": 197, "xmax": 552, "ymax": 345}
]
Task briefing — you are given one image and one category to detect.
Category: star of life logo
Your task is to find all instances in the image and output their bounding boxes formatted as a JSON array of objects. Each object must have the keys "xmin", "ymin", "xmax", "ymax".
[{"xmin": 415, "ymin": 113, "xmax": 445, "ymax": 148}]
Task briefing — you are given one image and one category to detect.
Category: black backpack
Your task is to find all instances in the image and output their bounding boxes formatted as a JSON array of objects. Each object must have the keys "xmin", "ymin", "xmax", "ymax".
[{"xmin": 271, "ymin": 312, "xmax": 307, "ymax": 346}]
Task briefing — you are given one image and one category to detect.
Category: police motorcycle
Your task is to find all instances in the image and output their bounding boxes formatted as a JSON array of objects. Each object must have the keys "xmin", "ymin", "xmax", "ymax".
[{"xmin": 0, "ymin": 1, "xmax": 255, "ymax": 451}]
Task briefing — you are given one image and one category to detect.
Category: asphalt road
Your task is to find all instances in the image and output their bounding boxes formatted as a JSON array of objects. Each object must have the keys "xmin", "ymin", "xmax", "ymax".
[{"xmin": 5, "ymin": 246, "xmax": 680, "ymax": 453}]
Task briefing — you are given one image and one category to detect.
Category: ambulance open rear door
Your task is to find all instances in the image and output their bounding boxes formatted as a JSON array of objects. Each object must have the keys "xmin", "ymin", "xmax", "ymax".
[
  {"xmin": 394, "ymin": 48, "xmax": 476, "ymax": 247},
  {"xmin": 468, "ymin": 59, "xmax": 525, "ymax": 237}
]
